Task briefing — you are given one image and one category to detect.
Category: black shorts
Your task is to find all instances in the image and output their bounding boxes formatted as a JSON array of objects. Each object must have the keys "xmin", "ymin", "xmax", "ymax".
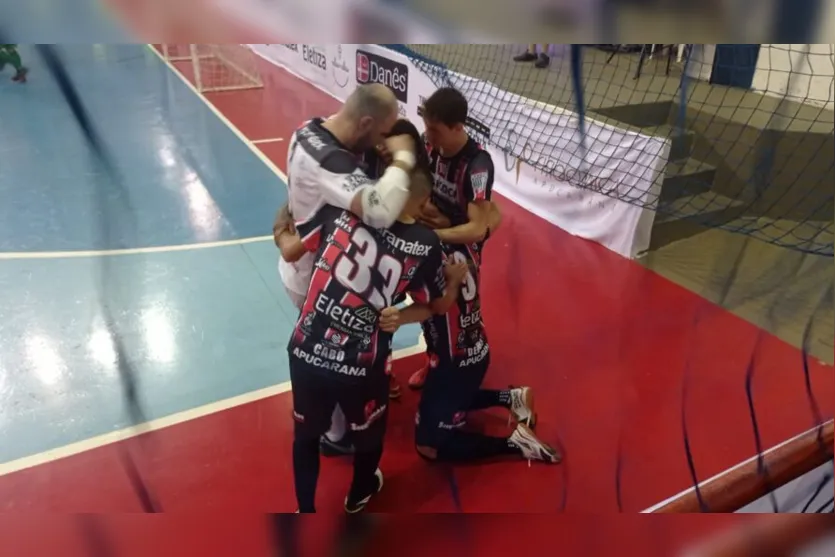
[
  {"xmin": 290, "ymin": 360, "xmax": 389, "ymax": 451},
  {"xmin": 414, "ymin": 356, "xmax": 490, "ymax": 449}
]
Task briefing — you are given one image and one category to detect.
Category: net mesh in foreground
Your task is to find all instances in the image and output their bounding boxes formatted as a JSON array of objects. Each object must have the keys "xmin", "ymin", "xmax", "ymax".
[{"xmin": 394, "ymin": 44, "xmax": 834, "ymax": 256}]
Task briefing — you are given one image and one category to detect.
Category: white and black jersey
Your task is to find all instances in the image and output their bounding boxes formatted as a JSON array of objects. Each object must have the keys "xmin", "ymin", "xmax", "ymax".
[{"xmin": 279, "ymin": 118, "xmax": 375, "ymax": 299}]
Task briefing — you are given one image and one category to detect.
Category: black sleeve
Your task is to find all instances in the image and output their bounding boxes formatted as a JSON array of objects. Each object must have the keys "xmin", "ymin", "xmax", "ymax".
[{"xmin": 463, "ymin": 151, "xmax": 494, "ymax": 203}]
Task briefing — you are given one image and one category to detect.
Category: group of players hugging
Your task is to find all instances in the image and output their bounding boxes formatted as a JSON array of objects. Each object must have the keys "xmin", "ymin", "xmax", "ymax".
[{"xmin": 273, "ymin": 84, "xmax": 560, "ymax": 514}]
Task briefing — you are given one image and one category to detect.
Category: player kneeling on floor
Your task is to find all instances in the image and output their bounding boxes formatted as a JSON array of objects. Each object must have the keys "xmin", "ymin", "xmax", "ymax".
[{"xmin": 410, "ymin": 244, "xmax": 561, "ymax": 464}]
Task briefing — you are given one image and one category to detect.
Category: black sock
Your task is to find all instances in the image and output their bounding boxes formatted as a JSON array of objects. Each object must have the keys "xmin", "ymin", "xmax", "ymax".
[
  {"xmin": 435, "ymin": 431, "xmax": 521, "ymax": 462},
  {"xmin": 292, "ymin": 436, "xmax": 320, "ymax": 512},
  {"xmin": 469, "ymin": 389, "xmax": 512, "ymax": 411},
  {"xmin": 349, "ymin": 445, "xmax": 383, "ymax": 501}
]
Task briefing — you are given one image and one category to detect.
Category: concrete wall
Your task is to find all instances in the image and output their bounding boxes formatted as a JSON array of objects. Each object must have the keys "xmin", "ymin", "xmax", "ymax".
[
  {"xmin": 686, "ymin": 44, "xmax": 834, "ymax": 111},
  {"xmin": 752, "ymin": 44, "xmax": 835, "ymax": 110}
]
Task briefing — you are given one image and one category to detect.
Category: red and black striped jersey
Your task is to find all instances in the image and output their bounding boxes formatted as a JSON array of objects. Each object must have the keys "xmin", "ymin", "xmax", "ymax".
[
  {"xmin": 423, "ymin": 242, "xmax": 488, "ymax": 369},
  {"xmin": 424, "ymin": 135, "xmax": 495, "ymax": 228},
  {"xmin": 290, "ymin": 205, "xmax": 446, "ymax": 381}
]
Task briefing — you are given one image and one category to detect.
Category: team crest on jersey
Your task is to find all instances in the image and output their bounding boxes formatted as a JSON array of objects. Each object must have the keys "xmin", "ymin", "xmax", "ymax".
[
  {"xmin": 404, "ymin": 261, "xmax": 418, "ymax": 280},
  {"xmin": 470, "ymin": 329, "xmax": 482, "ymax": 344},
  {"xmin": 470, "ymin": 171, "xmax": 489, "ymax": 198},
  {"xmin": 436, "ymin": 160, "xmax": 448, "ymax": 180},
  {"xmin": 301, "ymin": 312, "xmax": 315, "ymax": 333}
]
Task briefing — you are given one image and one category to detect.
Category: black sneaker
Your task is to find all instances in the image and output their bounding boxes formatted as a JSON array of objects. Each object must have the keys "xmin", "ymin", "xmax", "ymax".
[
  {"xmin": 513, "ymin": 51, "xmax": 537, "ymax": 63},
  {"xmin": 320, "ymin": 435, "xmax": 355, "ymax": 457},
  {"xmin": 534, "ymin": 53, "xmax": 551, "ymax": 69},
  {"xmin": 344, "ymin": 469, "xmax": 384, "ymax": 513}
]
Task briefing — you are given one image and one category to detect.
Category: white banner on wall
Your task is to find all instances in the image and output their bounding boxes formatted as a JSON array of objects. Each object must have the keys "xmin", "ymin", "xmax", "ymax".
[{"xmin": 249, "ymin": 43, "xmax": 669, "ymax": 258}]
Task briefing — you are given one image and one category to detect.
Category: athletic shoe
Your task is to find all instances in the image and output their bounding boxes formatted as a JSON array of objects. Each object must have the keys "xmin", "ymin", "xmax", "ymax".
[
  {"xmin": 534, "ymin": 53, "xmax": 551, "ymax": 69},
  {"xmin": 408, "ymin": 354, "xmax": 436, "ymax": 389},
  {"xmin": 509, "ymin": 386, "xmax": 536, "ymax": 427},
  {"xmin": 513, "ymin": 52, "xmax": 537, "ymax": 63},
  {"xmin": 408, "ymin": 366, "xmax": 427, "ymax": 389},
  {"xmin": 344, "ymin": 468, "xmax": 384, "ymax": 513},
  {"xmin": 320, "ymin": 434, "xmax": 355, "ymax": 457},
  {"xmin": 509, "ymin": 424, "xmax": 561, "ymax": 464},
  {"xmin": 12, "ymin": 68, "xmax": 27, "ymax": 83}
]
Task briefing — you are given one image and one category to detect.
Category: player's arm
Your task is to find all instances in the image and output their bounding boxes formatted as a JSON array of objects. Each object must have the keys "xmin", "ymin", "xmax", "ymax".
[
  {"xmin": 434, "ymin": 152, "xmax": 495, "ymax": 244},
  {"xmin": 276, "ymin": 204, "xmax": 333, "ymax": 262},
  {"xmin": 318, "ymin": 135, "xmax": 416, "ymax": 229},
  {"xmin": 398, "ymin": 241, "xmax": 469, "ymax": 324},
  {"xmin": 399, "ymin": 261, "xmax": 468, "ymax": 324},
  {"xmin": 273, "ymin": 204, "xmax": 307, "ymax": 263}
]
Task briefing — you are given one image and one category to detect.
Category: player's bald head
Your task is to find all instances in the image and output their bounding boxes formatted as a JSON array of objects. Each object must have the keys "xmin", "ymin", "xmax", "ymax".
[
  {"xmin": 341, "ymin": 84, "xmax": 399, "ymax": 151},
  {"xmin": 343, "ymin": 84, "xmax": 398, "ymax": 122}
]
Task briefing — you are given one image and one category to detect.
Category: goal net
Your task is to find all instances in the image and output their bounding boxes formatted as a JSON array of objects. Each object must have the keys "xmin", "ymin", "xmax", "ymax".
[
  {"xmin": 160, "ymin": 44, "xmax": 263, "ymax": 93},
  {"xmin": 396, "ymin": 44, "xmax": 834, "ymax": 256}
]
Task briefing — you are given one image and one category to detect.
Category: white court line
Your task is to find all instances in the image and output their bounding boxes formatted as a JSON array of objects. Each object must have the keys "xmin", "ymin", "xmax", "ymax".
[
  {"xmin": 0, "ymin": 236, "xmax": 273, "ymax": 260},
  {"xmin": 0, "ymin": 46, "xmax": 428, "ymax": 479},
  {"xmin": 0, "ymin": 47, "xmax": 289, "ymax": 262},
  {"xmin": 252, "ymin": 138, "xmax": 284, "ymax": 144},
  {"xmin": 640, "ymin": 419, "xmax": 835, "ymax": 513},
  {"xmin": 0, "ymin": 338, "xmax": 427, "ymax": 478}
]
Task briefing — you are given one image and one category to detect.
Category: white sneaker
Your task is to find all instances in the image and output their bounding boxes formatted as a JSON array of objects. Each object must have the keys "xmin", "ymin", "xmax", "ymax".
[
  {"xmin": 509, "ymin": 386, "xmax": 536, "ymax": 427},
  {"xmin": 509, "ymin": 424, "xmax": 561, "ymax": 464}
]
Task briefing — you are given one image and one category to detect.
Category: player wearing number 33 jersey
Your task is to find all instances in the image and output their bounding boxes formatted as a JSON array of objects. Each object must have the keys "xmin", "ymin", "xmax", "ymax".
[
  {"xmin": 290, "ymin": 205, "xmax": 446, "ymax": 379},
  {"xmin": 283, "ymin": 169, "xmax": 465, "ymax": 514}
]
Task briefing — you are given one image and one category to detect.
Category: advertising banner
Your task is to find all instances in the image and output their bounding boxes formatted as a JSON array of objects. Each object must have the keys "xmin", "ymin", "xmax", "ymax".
[{"xmin": 248, "ymin": 43, "xmax": 669, "ymax": 258}]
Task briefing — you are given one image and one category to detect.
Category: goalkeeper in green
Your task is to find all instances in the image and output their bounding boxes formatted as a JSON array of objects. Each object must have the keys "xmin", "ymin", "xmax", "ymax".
[{"xmin": 0, "ymin": 44, "xmax": 27, "ymax": 82}]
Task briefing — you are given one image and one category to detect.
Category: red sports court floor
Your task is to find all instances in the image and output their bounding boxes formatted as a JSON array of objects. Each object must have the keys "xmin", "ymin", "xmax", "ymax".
[{"xmin": 0, "ymin": 44, "xmax": 831, "ymax": 546}]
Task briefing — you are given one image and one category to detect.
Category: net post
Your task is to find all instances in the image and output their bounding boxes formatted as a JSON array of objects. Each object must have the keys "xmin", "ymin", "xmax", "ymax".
[{"xmin": 189, "ymin": 44, "xmax": 203, "ymax": 92}]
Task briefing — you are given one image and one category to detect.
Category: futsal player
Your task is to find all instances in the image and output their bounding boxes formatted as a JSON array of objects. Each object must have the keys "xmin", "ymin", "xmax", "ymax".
[
  {"xmin": 407, "ymin": 241, "xmax": 561, "ymax": 465},
  {"xmin": 408, "ymin": 86, "xmax": 502, "ymax": 389},
  {"xmin": 0, "ymin": 44, "xmax": 27, "ymax": 82},
  {"xmin": 274, "ymin": 85, "xmax": 418, "ymax": 458},
  {"xmin": 279, "ymin": 169, "xmax": 468, "ymax": 513}
]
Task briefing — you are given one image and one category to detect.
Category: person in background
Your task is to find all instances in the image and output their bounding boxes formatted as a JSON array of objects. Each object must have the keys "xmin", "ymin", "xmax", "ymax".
[
  {"xmin": 0, "ymin": 44, "xmax": 28, "ymax": 82},
  {"xmin": 513, "ymin": 44, "xmax": 550, "ymax": 69}
]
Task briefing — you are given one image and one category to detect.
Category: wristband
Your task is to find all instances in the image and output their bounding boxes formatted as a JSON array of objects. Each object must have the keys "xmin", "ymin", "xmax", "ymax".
[{"xmin": 393, "ymin": 150, "xmax": 416, "ymax": 170}]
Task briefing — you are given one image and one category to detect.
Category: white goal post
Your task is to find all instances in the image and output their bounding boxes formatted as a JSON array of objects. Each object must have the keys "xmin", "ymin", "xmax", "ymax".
[{"xmin": 160, "ymin": 44, "xmax": 264, "ymax": 93}]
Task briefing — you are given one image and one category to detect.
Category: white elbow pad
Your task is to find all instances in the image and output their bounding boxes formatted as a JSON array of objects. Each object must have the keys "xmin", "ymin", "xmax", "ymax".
[{"xmin": 361, "ymin": 165, "xmax": 410, "ymax": 228}]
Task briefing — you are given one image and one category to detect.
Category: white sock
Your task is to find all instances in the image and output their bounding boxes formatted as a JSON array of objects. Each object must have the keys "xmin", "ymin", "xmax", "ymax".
[{"xmin": 325, "ymin": 405, "xmax": 347, "ymax": 442}]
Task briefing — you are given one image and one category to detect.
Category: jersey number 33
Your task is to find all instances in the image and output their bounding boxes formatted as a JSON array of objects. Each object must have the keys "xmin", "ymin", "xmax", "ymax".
[{"xmin": 334, "ymin": 228, "xmax": 403, "ymax": 310}]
